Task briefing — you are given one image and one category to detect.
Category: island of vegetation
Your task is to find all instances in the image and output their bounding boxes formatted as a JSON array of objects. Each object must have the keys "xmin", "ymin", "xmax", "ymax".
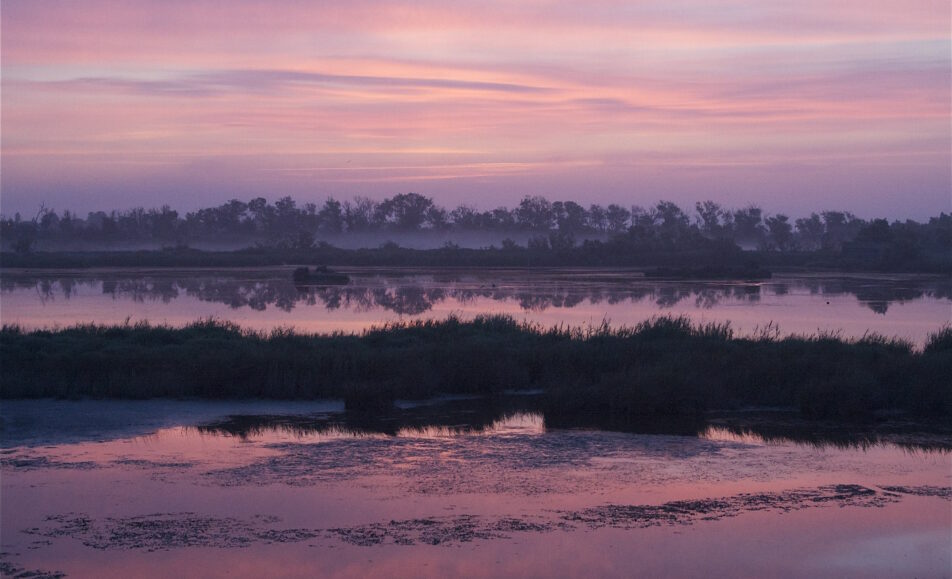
[{"xmin": 2, "ymin": 316, "xmax": 949, "ymax": 430}]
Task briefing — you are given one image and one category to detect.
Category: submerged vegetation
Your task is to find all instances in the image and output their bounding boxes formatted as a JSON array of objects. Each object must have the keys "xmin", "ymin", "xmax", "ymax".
[{"xmin": 2, "ymin": 316, "xmax": 949, "ymax": 424}]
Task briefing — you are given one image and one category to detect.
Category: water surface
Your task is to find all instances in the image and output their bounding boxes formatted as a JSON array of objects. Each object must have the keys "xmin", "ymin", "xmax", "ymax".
[
  {"xmin": 2, "ymin": 268, "xmax": 949, "ymax": 344},
  {"xmin": 1, "ymin": 400, "xmax": 949, "ymax": 578}
]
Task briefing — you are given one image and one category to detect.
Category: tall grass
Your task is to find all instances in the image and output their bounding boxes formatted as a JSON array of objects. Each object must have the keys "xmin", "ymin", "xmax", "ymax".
[{"xmin": 2, "ymin": 315, "xmax": 949, "ymax": 421}]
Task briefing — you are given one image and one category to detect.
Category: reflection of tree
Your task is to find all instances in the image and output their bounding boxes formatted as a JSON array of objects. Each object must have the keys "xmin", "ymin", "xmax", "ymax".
[
  {"xmin": 517, "ymin": 292, "xmax": 554, "ymax": 311},
  {"xmin": 734, "ymin": 285, "xmax": 761, "ymax": 302},
  {"xmin": 3, "ymin": 274, "xmax": 950, "ymax": 318},
  {"xmin": 794, "ymin": 277, "xmax": 952, "ymax": 314},
  {"xmin": 104, "ymin": 279, "xmax": 180, "ymax": 303},
  {"xmin": 694, "ymin": 289, "xmax": 721, "ymax": 309},
  {"xmin": 372, "ymin": 286, "xmax": 439, "ymax": 316},
  {"xmin": 655, "ymin": 287, "xmax": 690, "ymax": 308}
]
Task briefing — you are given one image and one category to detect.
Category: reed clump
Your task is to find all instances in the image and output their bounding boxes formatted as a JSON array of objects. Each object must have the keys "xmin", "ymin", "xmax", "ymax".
[{"xmin": 2, "ymin": 315, "xmax": 949, "ymax": 421}]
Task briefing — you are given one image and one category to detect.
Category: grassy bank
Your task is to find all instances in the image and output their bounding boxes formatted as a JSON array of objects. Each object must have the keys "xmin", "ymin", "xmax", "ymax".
[{"xmin": 2, "ymin": 316, "xmax": 950, "ymax": 422}]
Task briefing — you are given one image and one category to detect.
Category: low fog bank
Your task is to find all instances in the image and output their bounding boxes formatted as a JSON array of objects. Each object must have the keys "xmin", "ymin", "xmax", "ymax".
[{"xmin": 29, "ymin": 231, "xmax": 612, "ymax": 252}]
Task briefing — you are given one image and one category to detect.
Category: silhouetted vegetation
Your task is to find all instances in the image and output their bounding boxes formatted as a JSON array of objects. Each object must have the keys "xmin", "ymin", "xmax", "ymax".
[
  {"xmin": 3, "ymin": 317, "xmax": 949, "ymax": 424},
  {"xmin": 2, "ymin": 195, "xmax": 949, "ymax": 272}
]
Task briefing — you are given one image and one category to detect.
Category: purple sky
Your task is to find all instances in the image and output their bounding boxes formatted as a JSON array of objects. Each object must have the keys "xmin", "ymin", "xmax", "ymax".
[{"xmin": 2, "ymin": 0, "xmax": 950, "ymax": 219}]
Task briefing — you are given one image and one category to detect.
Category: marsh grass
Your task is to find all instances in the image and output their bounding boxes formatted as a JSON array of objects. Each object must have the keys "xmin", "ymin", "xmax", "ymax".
[{"xmin": 2, "ymin": 315, "xmax": 949, "ymax": 421}]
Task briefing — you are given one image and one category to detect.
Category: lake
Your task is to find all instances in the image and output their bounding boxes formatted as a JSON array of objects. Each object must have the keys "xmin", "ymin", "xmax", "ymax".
[
  {"xmin": 1, "ymin": 399, "xmax": 949, "ymax": 578},
  {"xmin": 1, "ymin": 267, "xmax": 949, "ymax": 345},
  {"xmin": 2, "ymin": 268, "xmax": 950, "ymax": 577}
]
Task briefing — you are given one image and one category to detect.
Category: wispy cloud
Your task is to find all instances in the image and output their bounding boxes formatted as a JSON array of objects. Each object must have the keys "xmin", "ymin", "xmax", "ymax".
[
  {"xmin": 1, "ymin": 0, "xmax": 948, "ymax": 217},
  {"xmin": 20, "ymin": 69, "xmax": 551, "ymax": 97}
]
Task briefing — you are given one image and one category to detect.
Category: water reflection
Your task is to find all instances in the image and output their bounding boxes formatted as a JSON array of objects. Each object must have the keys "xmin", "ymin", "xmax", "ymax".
[
  {"xmin": 4, "ymin": 269, "xmax": 950, "ymax": 315},
  {"xmin": 191, "ymin": 399, "xmax": 951, "ymax": 453},
  {"xmin": 194, "ymin": 397, "xmax": 546, "ymax": 440},
  {"xmin": 3, "ymin": 399, "xmax": 949, "ymax": 579},
  {"xmin": 701, "ymin": 422, "xmax": 952, "ymax": 453}
]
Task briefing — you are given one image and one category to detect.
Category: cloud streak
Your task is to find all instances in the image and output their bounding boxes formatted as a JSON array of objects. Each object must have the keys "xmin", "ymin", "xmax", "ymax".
[{"xmin": 1, "ymin": 0, "xmax": 949, "ymax": 218}]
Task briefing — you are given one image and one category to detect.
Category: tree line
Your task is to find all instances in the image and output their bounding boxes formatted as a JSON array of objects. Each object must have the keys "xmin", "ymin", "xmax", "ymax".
[{"xmin": 2, "ymin": 193, "xmax": 949, "ymax": 259}]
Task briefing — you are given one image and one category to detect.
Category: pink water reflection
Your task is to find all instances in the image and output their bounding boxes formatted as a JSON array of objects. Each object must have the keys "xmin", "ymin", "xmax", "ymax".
[
  {"xmin": 2, "ymin": 268, "xmax": 949, "ymax": 345},
  {"xmin": 1, "ymin": 401, "xmax": 949, "ymax": 578}
]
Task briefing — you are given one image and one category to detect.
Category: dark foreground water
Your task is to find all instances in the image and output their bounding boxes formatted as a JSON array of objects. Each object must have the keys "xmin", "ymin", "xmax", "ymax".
[
  {"xmin": 1, "ymin": 268, "xmax": 950, "ymax": 345},
  {"xmin": 1, "ymin": 400, "xmax": 949, "ymax": 578}
]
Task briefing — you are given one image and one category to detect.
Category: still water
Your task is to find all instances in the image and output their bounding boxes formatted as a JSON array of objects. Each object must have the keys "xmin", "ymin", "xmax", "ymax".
[
  {"xmin": 1, "ymin": 268, "xmax": 949, "ymax": 344},
  {"xmin": 1, "ymin": 399, "xmax": 949, "ymax": 578},
  {"xmin": 2, "ymin": 268, "xmax": 950, "ymax": 577}
]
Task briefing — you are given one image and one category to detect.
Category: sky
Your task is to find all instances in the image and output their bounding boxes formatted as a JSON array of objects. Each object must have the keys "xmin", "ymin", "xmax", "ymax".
[{"xmin": 2, "ymin": 0, "xmax": 950, "ymax": 219}]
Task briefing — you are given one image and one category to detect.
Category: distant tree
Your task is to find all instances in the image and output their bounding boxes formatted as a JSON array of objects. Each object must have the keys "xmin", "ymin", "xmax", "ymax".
[
  {"xmin": 630, "ymin": 205, "xmax": 656, "ymax": 228},
  {"xmin": 695, "ymin": 201, "xmax": 724, "ymax": 238},
  {"xmin": 855, "ymin": 218, "xmax": 892, "ymax": 244},
  {"xmin": 764, "ymin": 214, "xmax": 793, "ymax": 251},
  {"xmin": 426, "ymin": 205, "xmax": 449, "ymax": 230},
  {"xmin": 317, "ymin": 198, "xmax": 344, "ymax": 233},
  {"xmin": 653, "ymin": 201, "xmax": 690, "ymax": 243},
  {"xmin": 274, "ymin": 196, "xmax": 300, "ymax": 232},
  {"xmin": 490, "ymin": 207, "xmax": 516, "ymax": 230},
  {"xmin": 374, "ymin": 193, "xmax": 434, "ymax": 230},
  {"xmin": 795, "ymin": 213, "xmax": 824, "ymax": 250},
  {"xmin": 60, "ymin": 210, "xmax": 76, "ymax": 235},
  {"xmin": 605, "ymin": 204, "xmax": 631, "ymax": 233},
  {"xmin": 39, "ymin": 209, "xmax": 60, "ymax": 233},
  {"xmin": 247, "ymin": 197, "xmax": 271, "ymax": 232},
  {"xmin": 548, "ymin": 229, "xmax": 576, "ymax": 250},
  {"xmin": 821, "ymin": 211, "xmax": 864, "ymax": 250},
  {"xmin": 450, "ymin": 205, "xmax": 480, "ymax": 229},
  {"xmin": 554, "ymin": 201, "xmax": 587, "ymax": 233},
  {"xmin": 9, "ymin": 205, "xmax": 49, "ymax": 253},
  {"xmin": 732, "ymin": 206, "xmax": 765, "ymax": 247},
  {"xmin": 217, "ymin": 200, "xmax": 249, "ymax": 235},
  {"xmin": 587, "ymin": 204, "xmax": 607, "ymax": 232},
  {"xmin": 516, "ymin": 196, "xmax": 554, "ymax": 230},
  {"xmin": 343, "ymin": 197, "xmax": 377, "ymax": 231}
]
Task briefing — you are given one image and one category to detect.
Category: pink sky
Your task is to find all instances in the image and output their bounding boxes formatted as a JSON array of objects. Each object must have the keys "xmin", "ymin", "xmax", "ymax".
[{"xmin": 2, "ymin": 0, "xmax": 950, "ymax": 218}]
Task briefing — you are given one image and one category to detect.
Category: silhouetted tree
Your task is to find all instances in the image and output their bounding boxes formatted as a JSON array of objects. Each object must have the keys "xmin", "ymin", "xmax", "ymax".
[
  {"xmin": 732, "ymin": 206, "xmax": 765, "ymax": 247},
  {"xmin": 795, "ymin": 213, "xmax": 824, "ymax": 250},
  {"xmin": 317, "ymin": 198, "xmax": 344, "ymax": 233},
  {"xmin": 375, "ymin": 193, "xmax": 435, "ymax": 230},
  {"xmin": 605, "ymin": 204, "xmax": 631, "ymax": 233},
  {"xmin": 764, "ymin": 214, "xmax": 793, "ymax": 251},
  {"xmin": 516, "ymin": 196, "xmax": 554, "ymax": 230}
]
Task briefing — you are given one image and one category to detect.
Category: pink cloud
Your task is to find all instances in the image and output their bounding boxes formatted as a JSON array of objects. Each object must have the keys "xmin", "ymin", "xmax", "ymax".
[{"xmin": 1, "ymin": 0, "xmax": 949, "ymax": 217}]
